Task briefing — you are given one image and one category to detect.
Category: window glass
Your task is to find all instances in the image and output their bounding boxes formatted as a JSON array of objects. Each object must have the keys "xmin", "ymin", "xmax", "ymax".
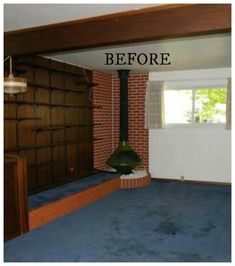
[
  {"xmin": 194, "ymin": 88, "xmax": 226, "ymax": 123},
  {"xmin": 164, "ymin": 90, "xmax": 193, "ymax": 124},
  {"xmin": 164, "ymin": 88, "xmax": 226, "ymax": 125}
]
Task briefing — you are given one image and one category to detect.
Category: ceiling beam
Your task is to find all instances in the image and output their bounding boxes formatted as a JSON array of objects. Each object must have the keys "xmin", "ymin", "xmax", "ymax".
[{"xmin": 5, "ymin": 4, "xmax": 231, "ymax": 56}]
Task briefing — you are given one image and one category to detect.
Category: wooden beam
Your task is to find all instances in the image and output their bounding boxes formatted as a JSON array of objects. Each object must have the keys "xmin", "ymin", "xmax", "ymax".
[{"xmin": 5, "ymin": 4, "xmax": 231, "ymax": 56}]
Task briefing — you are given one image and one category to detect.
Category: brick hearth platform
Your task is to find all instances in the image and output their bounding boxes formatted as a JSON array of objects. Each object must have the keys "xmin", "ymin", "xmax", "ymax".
[{"xmin": 120, "ymin": 174, "xmax": 151, "ymax": 189}]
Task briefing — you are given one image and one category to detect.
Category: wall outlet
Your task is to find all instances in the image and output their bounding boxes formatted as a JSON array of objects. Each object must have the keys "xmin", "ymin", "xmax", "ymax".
[{"xmin": 180, "ymin": 176, "xmax": 185, "ymax": 181}]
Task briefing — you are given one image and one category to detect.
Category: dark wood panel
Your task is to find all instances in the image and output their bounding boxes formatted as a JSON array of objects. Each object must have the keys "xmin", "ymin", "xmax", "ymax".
[
  {"xmin": 35, "ymin": 88, "xmax": 50, "ymax": 103},
  {"xmin": 4, "ymin": 4, "xmax": 231, "ymax": 56},
  {"xmin": 37, "ymin": 165, "xmax": 52, "ymax": 187},
  {"xmin": 4, "ymin": 121, "xmax": 17, "ymax": 148},
  {"xmin": 4, "ymin": 155, "xmax": 28, "ymax": 241},
  {"xmin": 4, "ymin": 56, "xmax": 94, "ymax": 193}
]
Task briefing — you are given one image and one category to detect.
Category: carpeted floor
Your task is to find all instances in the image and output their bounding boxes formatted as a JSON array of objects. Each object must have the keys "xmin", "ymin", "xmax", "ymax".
[{"xmin": 4, "ymin": 181, "xmax": 231, "ymax": 262}]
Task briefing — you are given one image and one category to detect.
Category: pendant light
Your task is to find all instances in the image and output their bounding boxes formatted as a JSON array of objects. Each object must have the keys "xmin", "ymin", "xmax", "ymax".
[{"xmin": 4, "ymin": 56, "xmax": 27, "ymax": 95}]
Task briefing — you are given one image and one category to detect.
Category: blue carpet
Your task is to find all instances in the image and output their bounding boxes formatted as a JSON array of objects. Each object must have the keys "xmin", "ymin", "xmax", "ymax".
[
  {"xmin": 5, "ymin": 181, "xmax": 231, "ymax": 262},
  {"xmin": 29, "ymin": 172, "xmax": 120, "ymax": 209}
]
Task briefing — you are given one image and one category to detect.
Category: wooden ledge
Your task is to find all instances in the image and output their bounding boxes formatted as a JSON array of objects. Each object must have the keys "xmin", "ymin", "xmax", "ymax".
[
  {"xmin": 28, "ymin": 173, "xmax": 152, "ymax": 231},
  {"xmin": 29, "ymin": 178, "xmax": 120, "ymax": 230}
]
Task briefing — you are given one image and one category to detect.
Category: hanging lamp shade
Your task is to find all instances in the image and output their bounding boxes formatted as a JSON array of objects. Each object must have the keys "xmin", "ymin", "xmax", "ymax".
[
  {"xmin": 4, "ymin": 56, "xmax": 27, "ymax": 95},
  {"xmin": 4, "ymin": 74, "xmax": 27, "ymax": 94}
]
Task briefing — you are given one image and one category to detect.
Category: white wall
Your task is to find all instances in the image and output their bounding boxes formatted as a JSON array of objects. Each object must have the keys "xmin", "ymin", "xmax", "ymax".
[
  {"xmin": 149, "ymin": 68, "xmax": 231, "ymax": 183},
  {"xmin": 149, "ymin": 128, "xmax": 231, "ymax": 182}
]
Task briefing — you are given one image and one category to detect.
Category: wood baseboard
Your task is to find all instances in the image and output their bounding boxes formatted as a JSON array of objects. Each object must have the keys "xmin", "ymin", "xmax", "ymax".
[{"xmin": 151, "ymin": 177, "xmax": 231, "ymax": 186}]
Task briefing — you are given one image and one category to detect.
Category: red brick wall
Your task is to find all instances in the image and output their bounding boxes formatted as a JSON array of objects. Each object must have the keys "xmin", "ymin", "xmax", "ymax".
[
  {"xmin": 93, "ymin": 71, "xmax": 149, "ymax": 171},
  {"xmin": 92, "ymin": 71, "xmax": 113, "ymax": 170}
]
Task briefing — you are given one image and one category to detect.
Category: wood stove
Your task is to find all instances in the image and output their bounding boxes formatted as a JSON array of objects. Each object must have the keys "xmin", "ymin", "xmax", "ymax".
[{"xmin": 107, "ymin": 70, "xmax": 141, "ymax": 174}]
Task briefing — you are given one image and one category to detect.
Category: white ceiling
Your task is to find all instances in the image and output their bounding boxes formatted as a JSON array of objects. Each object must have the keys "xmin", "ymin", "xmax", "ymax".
[
  {"xmin": 47, "ymin": 33, "xmax": 231, "ymax": 73},
  {"xmin": 4, "ymin": 4, "xmax": 157, "ymax": 32},
  {"xmin": 4, "ymin": 4, "xmax": 231, "ymax": 73}
]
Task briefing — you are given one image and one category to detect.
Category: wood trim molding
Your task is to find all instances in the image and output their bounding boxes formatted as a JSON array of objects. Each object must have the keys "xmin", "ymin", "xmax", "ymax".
[{"xmin": 5, "ymin": 4, "xmax": 231, "ymax": 56}]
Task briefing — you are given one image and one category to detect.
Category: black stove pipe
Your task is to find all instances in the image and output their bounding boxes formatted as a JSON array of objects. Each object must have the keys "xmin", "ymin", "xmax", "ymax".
[
  {"xmin": 106, "ymin": 69, "xmax": 141, "ymax": 174},
  {"xmin": 118, "ymin": 70, "xmax": 129, "ymax": 142}
]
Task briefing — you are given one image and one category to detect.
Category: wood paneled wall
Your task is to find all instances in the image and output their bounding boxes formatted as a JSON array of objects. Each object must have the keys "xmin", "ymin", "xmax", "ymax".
[{"xmin": 4, "ymin": 56, "xmax": 95, "ymax": 194}]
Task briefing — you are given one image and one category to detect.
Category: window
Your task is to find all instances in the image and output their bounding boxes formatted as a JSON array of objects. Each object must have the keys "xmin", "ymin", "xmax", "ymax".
[
  {"xmin": 145, "ymin": 78, "xmax": 230, "ymax": 130},
  {"xmin": 164, "ymin": 87, "xmax": 227, "ymax": 126}
]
